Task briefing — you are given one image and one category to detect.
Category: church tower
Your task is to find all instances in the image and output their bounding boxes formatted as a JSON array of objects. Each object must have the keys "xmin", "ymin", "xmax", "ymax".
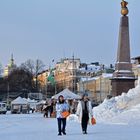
[{"xmin": 4, "ymin": 54, "xmax": 17, "ymax": 77}]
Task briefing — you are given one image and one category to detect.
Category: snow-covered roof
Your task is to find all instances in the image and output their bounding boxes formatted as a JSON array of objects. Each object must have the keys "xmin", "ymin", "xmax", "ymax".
[
  {"xmin": 80, "ymin": 73, "xmax": 113, "ymax": 82},
  {"xmin": 79, "ymin": 65, "xmax": 101, "ymax": 73},
  {"xmin": 81, "ymin": 77, "xmax": 99, "ymax": 82},
  {"xmin": 102, "ymin": 73, "xmax": 113, "ymax": 78},
  {"xmin": 23, "ymin": 98, "xmax": 37, "ymax": 103},
  {"xmin": 11, "ymin": 97, "xmax": 28, "ymax": 105},
  {"xmin": 36, "ymin": 100, "xmax": 46, "ymax": 105}
]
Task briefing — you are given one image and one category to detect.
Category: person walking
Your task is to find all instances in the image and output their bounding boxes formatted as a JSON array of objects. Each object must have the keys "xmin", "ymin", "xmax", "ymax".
[
  {"xmin": 43, "ymin": 103, "xmax": 49, "ymax": 118},
  {"xmin": 56, "ymin": 95, "xmax": 69, "ymax": 136},
  {"xmin": 50, "ymin": 99, "xmax": 56, "ymax": 118},
  {"xmin": 76, "ymin": 93, "xmax": 93, "ymax": 134}
]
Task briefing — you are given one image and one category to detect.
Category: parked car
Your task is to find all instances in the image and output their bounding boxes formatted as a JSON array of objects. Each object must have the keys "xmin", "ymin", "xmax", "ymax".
[{"xmin": 0, "ymin": 102, "xmax": 7, "ymax": 114}]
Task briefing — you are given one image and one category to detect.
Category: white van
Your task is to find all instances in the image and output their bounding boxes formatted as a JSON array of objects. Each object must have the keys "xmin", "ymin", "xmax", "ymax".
[{"xmin": 0, "ymin": 102, "xmax": 7, "ymax": 114}]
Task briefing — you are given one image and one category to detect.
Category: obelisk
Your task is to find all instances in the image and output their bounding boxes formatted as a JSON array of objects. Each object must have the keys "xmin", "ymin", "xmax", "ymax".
[{"xmin": 111, "ymin": 0, "xmax": 136, "ymax": 96}]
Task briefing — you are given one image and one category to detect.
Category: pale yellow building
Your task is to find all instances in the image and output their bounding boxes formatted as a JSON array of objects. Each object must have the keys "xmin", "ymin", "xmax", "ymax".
[
  {"xmin": 37, "ymin": 70, "xmax": 49, "ymax": 90},
  {"xmin": 77, "ymin": 73, "xmax": 112, "ymax": 103}
]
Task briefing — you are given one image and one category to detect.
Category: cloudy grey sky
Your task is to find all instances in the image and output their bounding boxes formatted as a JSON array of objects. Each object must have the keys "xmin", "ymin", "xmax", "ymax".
[{"xmin": 0, "ymin": 0, "xmax": 140, "ymax": 68}]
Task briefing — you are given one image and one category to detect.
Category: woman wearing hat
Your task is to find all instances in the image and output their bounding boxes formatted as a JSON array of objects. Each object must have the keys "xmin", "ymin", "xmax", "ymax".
[
  {"xmin": 76, "ymin": 93, "xmax": 93, "ymax": 134},
  {"xmin": 56, "ymin": 95, "xmax": 69, "ymax": 136}
]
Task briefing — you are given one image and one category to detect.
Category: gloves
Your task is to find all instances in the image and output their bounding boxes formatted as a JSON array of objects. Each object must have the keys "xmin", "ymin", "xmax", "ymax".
[{"xmin": 76, "ymin": 114, "xmax": 79, "ymax": 117}]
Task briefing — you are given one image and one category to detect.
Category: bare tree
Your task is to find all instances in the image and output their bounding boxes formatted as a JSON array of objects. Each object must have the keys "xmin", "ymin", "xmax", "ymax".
[
  {"xmin": 20, "ymin": 59, "xmax": 35, "ymax": 74},
  {"xmin": 7, "ymin": 68, "xmax": 34, "ymax": 93},
  {"xmin": 34, "ymin": 59, "xmax": 45, "ymax": 91},
  {"xmin": 35, "ymin": 59, "xmax": 45, "ymax": 76},
  {"xmin": 20, "ymin": 59, "xmax": 45, "ymax": 92}
]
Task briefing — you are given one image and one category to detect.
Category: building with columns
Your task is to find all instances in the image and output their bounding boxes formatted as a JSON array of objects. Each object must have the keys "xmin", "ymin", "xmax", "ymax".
[{"xmin": 55, "ymin": 58, "xmax": 80, "ymax": 92}]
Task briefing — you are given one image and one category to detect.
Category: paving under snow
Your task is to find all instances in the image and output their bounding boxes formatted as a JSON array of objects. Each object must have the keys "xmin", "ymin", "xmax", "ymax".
[{"xmin": 0, "ymin": 113, "xmax": 140, "ymax": 140}]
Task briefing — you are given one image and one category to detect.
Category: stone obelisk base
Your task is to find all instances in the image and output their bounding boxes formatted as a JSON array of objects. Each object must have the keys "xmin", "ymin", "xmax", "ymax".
[{"xmin": 111, "ymin": 78, "xmax": 135, "ymax": 96}]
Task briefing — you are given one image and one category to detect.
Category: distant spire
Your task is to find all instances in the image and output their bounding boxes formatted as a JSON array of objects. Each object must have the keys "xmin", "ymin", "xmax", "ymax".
[
  {"xmin": 72, "ymin": 52, "xmax": 74, "ymax": 60},
  {"xmin": 11, "ymin": 53, "xmax": 14, "ymax": 60},
  {"xmin": 72, "ymin": 53, "xmax": 75, "ymax": 69},
  {"xmin": 10, "ymin": 53, "xmax": 14, "ymax": 66}
]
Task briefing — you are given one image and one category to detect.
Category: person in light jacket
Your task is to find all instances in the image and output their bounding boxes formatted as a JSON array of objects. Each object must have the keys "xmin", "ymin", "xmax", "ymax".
[
  {"xmin": 76, "ymin": 93, "xmax": 93, "ymax": 134},
  {"xmin": 56, "ymin": 95, "xmax": 69, "ymax": 136}
]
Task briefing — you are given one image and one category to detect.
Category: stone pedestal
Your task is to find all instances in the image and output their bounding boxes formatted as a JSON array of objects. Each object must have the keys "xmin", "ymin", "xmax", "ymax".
[{"xmin": 111, "ymin": 78, "xmax": 135, "ymax": 96}]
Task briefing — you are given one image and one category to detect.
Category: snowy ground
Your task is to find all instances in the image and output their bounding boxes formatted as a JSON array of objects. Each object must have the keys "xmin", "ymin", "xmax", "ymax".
[
  {"xmin": 0, "ymin": 113, "xmax": 140, "ymax": 140},
  {"xmin": 1, "ymin": 79, "xmax": 140, "ymax": 140}
]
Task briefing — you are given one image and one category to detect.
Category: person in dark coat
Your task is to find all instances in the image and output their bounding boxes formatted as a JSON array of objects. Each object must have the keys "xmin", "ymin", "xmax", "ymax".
[
  {"xmin": 43, "ymin": 103, "xmax": 49, "ymax": 118},
  {"xmin": 76, "ymin": 93, "xmax": 93, "ymax": 134}
]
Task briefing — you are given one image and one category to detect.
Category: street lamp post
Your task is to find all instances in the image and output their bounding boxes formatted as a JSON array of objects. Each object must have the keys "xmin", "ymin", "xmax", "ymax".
[
  {"xmin": 55, "ymin": 82, "xmax": 57, "ymax": 94},
  {"xmin": 7, "ymin": 82, "xmax": 9, "ymax": 107}
]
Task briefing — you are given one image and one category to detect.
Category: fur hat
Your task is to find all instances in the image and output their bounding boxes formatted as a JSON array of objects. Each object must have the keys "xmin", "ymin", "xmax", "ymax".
[
  {"xmin": 81, "ymin": 93, "xmax": 88, "ymax": 99},
  {"xmin": 58, "ymin": 95, "xmax": 64, "ymax": 99}
]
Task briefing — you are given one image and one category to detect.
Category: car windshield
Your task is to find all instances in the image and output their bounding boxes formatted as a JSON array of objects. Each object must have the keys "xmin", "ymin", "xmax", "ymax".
[
  {"xmin": 2, "ymin": 104, "xmax": 5, "ymax": 107},
  {"xmin": 0, "ymin": 103, "xmax": 6, "ymax": 108}
]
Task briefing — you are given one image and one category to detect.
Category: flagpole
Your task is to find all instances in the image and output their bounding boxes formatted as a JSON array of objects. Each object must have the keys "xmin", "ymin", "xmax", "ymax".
[
  {"xmin": 72, "ymin": 54, "xmax": 75, "ymax": 93},
  {"xmin": 48, "ymin": 59, "xmax": 56, "ymax": 95}
]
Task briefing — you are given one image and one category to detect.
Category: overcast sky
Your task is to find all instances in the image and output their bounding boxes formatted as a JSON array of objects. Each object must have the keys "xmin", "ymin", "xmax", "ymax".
[{"xmin": 0, "ymin": 0, "xmax": 140, "ymax": 68}]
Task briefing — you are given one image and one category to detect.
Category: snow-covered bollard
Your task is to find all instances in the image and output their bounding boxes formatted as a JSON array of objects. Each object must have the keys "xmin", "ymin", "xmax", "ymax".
[{"xmin": 67, "ymin": 114, "xmax": 79, "ymax": 122}]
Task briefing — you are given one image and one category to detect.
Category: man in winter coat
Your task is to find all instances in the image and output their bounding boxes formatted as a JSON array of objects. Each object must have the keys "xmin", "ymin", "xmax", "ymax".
[
  {"xmin": 76, "ymin": 93, "xmax": 93, "ymax": 134},
  {"xmin": 43, "ymin": 103, "xmax": 49, "ymax": 118},
  {"xmin": 56, "ymin": 95, "xmax": 69, "ymax": 136}
]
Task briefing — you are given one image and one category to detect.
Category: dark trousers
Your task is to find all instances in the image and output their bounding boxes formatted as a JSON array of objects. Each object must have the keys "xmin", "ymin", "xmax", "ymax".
[
  {"xmin": 81, "ymin": 113, "xmax": 89, "ymax": 132},
  {"xmin": 43, "ymin": 111, "xmax": 48, "ymax": 118},
  {"xmin": 57, "ymin": 118, "xmax": 66, "ymax": 134}
]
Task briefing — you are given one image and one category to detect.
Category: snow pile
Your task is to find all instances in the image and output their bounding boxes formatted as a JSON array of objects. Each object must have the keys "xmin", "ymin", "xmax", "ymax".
[
  {"xmin": 109, "ymin": 103, "xmax": 140, "ymax": 125},
  {"xmin": 67, "ymin": 114, "xmax": 79, "ymax": 122},
  {"xmin": 93, "ymin": 83, "xmax": 140, "ymax": 124}
]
